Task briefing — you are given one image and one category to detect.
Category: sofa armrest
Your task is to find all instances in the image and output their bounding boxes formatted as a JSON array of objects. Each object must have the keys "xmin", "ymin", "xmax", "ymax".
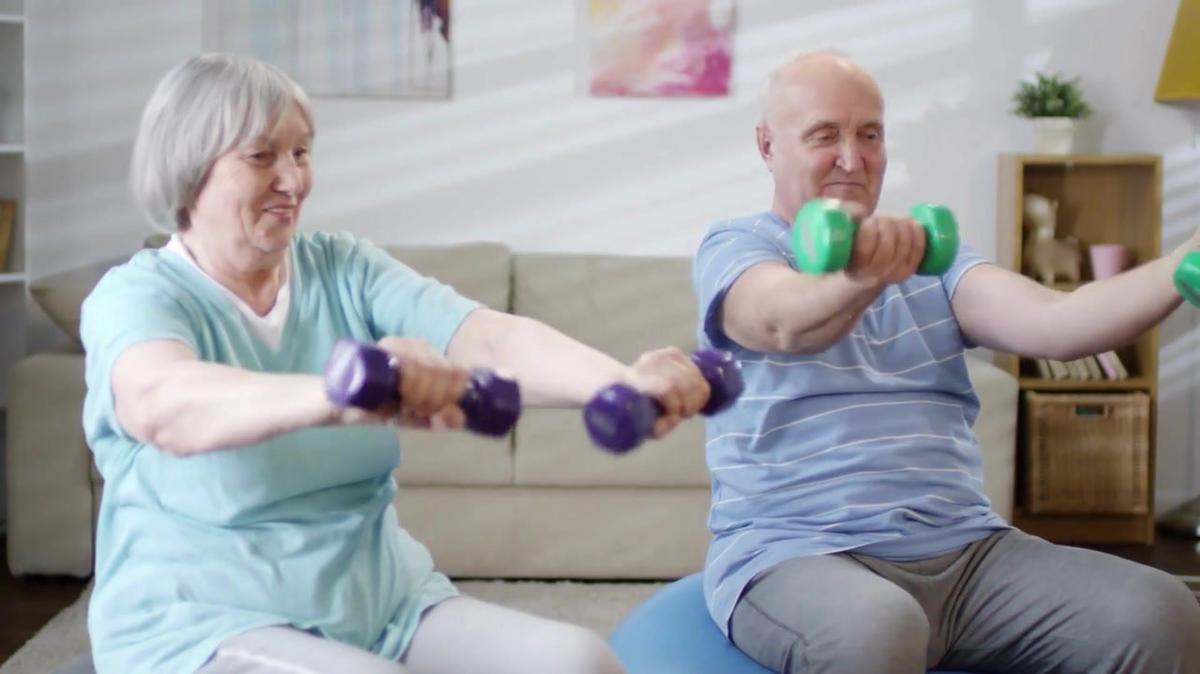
[
  {"xmin": 6, "ymin": 352, "xmax": 95, "ymax": 577},
  {"xmin": 965, "ymin": 355, "xmax": 1018, "ymax": 522}
]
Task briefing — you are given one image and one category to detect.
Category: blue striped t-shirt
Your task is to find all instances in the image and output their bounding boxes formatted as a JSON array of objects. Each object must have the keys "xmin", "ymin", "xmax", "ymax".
[{"xmin": 693, "ymin": 211, "xmax": 1010, "ymax": 635}]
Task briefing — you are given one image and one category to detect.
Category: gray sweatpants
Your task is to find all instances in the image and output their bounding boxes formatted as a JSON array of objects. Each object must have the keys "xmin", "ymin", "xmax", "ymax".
[{"xmin": 730, "ymin": 529, "xmax": 1200, "ymax": 674}]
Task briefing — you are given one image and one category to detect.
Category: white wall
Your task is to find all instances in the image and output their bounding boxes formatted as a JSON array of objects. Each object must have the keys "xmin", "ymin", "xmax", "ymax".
[{"xmin": 24, "ymin": 0, "xmax": 1200, "ymax": 510}]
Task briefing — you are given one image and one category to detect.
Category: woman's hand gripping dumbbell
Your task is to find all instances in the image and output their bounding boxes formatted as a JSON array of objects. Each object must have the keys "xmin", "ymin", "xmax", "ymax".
[
  {"xmin": 324, "ymin": 338, "xmax": 521, "ymax": 437},
  {"xmin": 1175, "ymin": 251, "xmax": 1200, "ymax": 307},
  {"xmin": 792, "ymin": 198, "xmax": 960, "ymax": 277},
  {"xmin": 583, "ymin": 349, "xmax": 744, "ymax": 453}
]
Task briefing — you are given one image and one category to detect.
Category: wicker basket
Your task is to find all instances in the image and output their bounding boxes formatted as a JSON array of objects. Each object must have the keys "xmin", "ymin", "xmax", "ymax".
[{"xmin": 1023, "ymin": 391, "xmax": 1150, "ymax": 515}]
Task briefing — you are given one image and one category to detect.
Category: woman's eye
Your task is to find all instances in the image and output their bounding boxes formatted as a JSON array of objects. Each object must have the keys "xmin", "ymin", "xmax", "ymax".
[
  {"xmin": 294, "ymin": 147, "xmax": 310, "ymax": 160},
  {"xmin": 247, "ymin": 151, "xmax": 272, "ymax": 162}
]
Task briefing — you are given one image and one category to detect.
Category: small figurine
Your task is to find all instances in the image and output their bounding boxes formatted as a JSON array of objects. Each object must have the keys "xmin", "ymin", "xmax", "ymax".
[{"xmin": 1022, "ymin": 192, "xmax": 1081, "ymax": 286}]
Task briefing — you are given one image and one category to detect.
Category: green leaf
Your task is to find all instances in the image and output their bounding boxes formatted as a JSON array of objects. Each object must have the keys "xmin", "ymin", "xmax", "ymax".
[{"xmin": 1010, "ymin": 71, "xmax": 1092, "ymax": 118}]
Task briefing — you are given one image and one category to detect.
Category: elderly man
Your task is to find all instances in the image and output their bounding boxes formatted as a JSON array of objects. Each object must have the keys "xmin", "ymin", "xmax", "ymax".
[{"xmin": 692, "ymin": 50, "xmax": 1200, "ymax": 674}]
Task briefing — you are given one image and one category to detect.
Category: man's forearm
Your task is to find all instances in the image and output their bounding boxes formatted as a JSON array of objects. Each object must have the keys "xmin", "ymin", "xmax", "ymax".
[{"xmin": 766, "ymin": 273, "xmax": 885, "ymax": 353}]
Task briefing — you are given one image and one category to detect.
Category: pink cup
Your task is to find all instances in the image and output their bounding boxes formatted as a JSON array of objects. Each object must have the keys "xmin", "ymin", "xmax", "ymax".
[{"xmin": 1089, "ymin": 244, "xmax": 1130, "ymax": 280}]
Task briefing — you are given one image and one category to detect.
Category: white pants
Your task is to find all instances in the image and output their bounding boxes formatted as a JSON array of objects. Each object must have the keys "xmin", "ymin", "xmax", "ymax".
[{"xmin": 197, "ymin": 595, "xmax": 625, "ymax": 674}]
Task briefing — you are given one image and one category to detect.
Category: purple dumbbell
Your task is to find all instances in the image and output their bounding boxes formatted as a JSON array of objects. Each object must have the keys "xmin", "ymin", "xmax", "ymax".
[
  {"xmin": 324, "ymin": 339, "xmax": 521, "ymax": 437},
  {"xmin": 583, "ymin": 349, "xmax": 744, "ymax": 454}
]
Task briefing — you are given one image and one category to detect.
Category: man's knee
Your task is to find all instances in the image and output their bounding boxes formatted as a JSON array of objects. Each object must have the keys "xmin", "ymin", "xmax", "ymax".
[
  {"xmin": 1097, "ymin": 569, "xmax": 1200, "ymax": 669},
  {"xmin": 734, "ymin": 589, "xmax": 929, "ymax": 674},
  {"xmin": 820, "ymin": 591, "xmax": 929, "ymax": 673}
]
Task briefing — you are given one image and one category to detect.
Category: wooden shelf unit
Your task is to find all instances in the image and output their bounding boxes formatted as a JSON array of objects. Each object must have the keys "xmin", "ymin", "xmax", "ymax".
[{"xmin": 996, "ymin": 154, "xmax": 1161, "ymax": 545}]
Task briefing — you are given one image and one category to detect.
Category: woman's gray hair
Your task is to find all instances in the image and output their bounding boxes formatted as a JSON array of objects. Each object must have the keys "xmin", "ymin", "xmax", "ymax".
[{"xmin": 131, "ymin": 53, "xmax": 314, "ymax": 232}]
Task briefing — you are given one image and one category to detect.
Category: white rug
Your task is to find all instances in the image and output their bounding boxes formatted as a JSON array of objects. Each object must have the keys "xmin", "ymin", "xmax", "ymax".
[{"xmin": 0, "ymin": 581, "xmax": 664, "ymax": 674}]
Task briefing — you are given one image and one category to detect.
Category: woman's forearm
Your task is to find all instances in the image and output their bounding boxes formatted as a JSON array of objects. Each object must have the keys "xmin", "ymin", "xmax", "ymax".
[
  {"xmin": 119, "ymin": 360, "xmax": 338, "ymax": 456},
  {"xmin": 448, "ymin": 310, "xmax": 629, "ymax": 407}
]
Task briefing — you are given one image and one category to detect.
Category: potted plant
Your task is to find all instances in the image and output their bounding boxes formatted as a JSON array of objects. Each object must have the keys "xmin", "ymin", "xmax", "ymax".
[{"xmin": 1011, "ymin": 72, "xmax": 1092, "ymax": 154}]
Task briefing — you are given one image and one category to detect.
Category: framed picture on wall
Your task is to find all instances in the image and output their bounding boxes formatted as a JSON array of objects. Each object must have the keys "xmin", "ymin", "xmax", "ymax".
[
  {"xmin": 587, "ymin": 0, "xmax": 734, "ymax": 97},
  {"xmin": 204, "ymin": 0, "xmax": 453, "ymax": 99},
  {"xmin": 0, "ymin": 199, "xmax": 14, "ymax": 273}
]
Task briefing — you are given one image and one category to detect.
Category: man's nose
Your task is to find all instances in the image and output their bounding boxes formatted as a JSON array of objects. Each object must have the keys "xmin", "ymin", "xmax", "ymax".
[{"xmin": 835, "ymin": 139, "xmax": 863, "ymax": 171}]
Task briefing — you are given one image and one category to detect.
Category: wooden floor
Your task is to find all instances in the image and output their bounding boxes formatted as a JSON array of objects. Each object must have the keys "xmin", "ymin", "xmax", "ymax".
[{"xmin": 3, "ymin": 534, "xmax": 1200, "ymax": 665}]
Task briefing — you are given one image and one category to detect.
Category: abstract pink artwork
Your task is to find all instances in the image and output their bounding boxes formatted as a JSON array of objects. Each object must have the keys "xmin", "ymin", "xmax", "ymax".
[{"xmin": 588, "ymin": 0, "xmax": 734, "ymax": 97}]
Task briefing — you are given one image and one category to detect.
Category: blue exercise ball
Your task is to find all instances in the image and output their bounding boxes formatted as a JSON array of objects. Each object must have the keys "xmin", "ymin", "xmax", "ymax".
[
  {"xmin": 609, "ymin": 573, "xmax": 976, "ymax": 674},
  {"xmin": 610, "ymin": 573, "xmax": 770, "ymax": 674}
]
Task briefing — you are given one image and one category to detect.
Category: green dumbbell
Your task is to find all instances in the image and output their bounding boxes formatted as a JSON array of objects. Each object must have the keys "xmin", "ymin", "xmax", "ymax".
[
  {"xmin": 792, "ymin": 198, "xmax": 960, "ymax": 276},
  {"xmin": 1174, "ymin": 250, "xmax": 1200, "ymax": 306}
]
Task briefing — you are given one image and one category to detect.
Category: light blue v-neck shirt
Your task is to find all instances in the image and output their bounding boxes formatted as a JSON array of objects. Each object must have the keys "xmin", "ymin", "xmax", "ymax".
[{"xmin": 80, "ymin": 231, "xmax": 480, "ymax": 674}]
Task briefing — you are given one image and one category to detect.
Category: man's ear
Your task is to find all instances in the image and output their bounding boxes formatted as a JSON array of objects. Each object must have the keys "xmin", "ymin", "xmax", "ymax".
[{"xmin": 756, "ymin": 124, "xmax": 773, "ymax": 170}]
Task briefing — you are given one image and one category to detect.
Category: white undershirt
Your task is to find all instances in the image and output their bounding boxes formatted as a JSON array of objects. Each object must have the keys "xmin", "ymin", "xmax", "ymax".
[{"xmin": 163, "ymin": 235, "xmax": 291, "ymax": 350}]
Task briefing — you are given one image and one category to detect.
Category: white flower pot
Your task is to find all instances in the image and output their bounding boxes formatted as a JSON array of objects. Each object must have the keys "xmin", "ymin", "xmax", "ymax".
[{"xmin": 1032, "ymin": 117, "xmax": 1078, "ymax": 155}]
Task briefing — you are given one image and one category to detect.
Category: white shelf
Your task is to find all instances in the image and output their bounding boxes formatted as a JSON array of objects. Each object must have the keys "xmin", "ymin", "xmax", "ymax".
[
  {"xmin": 0, "ymin": 272, "xmax": 24, "ymax": 284},
  {"xmin": 0, "ymin": 14, "xmax": 22, "ymax": 25},
  {"xmin": 0, "ymin": 144, "xmax": 23, "ymax": 154}
]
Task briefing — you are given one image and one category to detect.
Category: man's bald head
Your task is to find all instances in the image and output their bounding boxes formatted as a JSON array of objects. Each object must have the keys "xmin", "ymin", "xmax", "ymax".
[
  {"xmin": 755, "ymin": 50, "xmax": 888, "ymax": 219},
  {"xmin": 761, "ymin": 51, "xmax": 884, "ymax": 130}
]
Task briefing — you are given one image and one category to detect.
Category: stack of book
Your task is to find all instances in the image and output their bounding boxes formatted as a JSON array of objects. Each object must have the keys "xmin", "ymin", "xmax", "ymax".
[{"xmin": 1034, "ymin": 351, "xmax": 1129, "ymax": 381}]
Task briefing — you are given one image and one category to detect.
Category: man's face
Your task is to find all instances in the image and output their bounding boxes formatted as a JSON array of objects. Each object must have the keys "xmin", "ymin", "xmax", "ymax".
[{"xmin": 759, "ymin": 70, "xmax": 887, "ymax": 221}]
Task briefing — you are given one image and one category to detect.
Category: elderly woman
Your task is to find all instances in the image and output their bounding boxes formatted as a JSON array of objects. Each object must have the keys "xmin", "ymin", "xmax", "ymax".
[{"xmin": 80, "ymin": 53, "xmax": 711, "ymax": 674}]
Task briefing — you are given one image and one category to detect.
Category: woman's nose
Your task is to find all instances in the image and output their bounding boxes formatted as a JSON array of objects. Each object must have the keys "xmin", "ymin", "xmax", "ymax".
[{"xmin": 273, "ymin": 158, "xmax": 303, "ymax": 194}]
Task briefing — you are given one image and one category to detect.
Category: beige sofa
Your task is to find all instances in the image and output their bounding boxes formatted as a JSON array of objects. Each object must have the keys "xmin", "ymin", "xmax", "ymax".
[{"xmin": 5, "ymin": 242, "xmax": 1018, "ymax": 580}]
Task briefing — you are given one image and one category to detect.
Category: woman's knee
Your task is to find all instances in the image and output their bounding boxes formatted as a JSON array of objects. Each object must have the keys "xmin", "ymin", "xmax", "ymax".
[{"xmin": 545, "ymin": 623, "xmax": 625, "ymax": 674}]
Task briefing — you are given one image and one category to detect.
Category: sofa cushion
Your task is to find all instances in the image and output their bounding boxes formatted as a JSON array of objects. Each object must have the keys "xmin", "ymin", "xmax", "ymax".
[
  {"xmin": 515, "ymin": 410, "xmax": 708, "ymax": 486},
  {"xmin": 512, "ymin": 253, "xmax": 698, "ymax": 361},
  {"xmin": 385, "ymin": 242, "xmax": 516, "ymax": 485},
  {"xmin": 511, "ymin": 253, "xmax": 709, "ymax": 486},
  {"xmin": 965, "ymin": 356, "xmax": 1018, "ymax": 521},
  {"xmin": 6, "ymin": 352, "xmax": 95, "ymax": 576},
  {"xmin": 394, "ymin": 486, "xmax": 712, "ymax": 578},
  {"xmin": 393, "ymin": 429, "xmax": 513, "ymax": 486},
  {"xmin": 384, "ymin": 243, "xmax": 511, "ymax": 313},
  {"xmin": 29, "ymin": 236, "xmax": 164, "ymax": 348},
  {"xmin": 30, "ymin": 258, "xmax": 126, "ymax": 349}
]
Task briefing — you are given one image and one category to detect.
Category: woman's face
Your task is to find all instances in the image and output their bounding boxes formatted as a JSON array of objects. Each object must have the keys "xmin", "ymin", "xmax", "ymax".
[{"xmin": 188, "ymin": 102, "xmax": 313, "ymax": 267}]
